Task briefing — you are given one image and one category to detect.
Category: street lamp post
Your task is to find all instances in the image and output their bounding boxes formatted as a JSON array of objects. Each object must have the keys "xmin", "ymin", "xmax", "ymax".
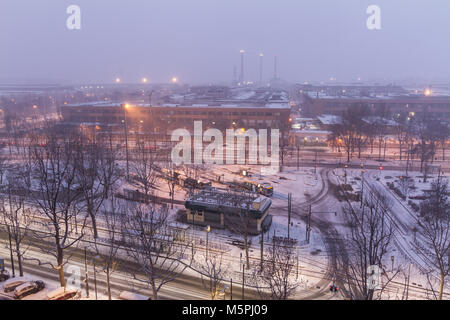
[
  {"xmin": 122, "ymin": 104, "xmax": 130, "ymax": 180},
  {"xmin": 360, "ymin": 164, "xmax": 365, "ymax": 208},
  {"xmin": 6, "ymin": 226, "xmax": 15, "ymax": 278},
  {"xmin": 205, "ymin": 225, "xmax": 211, "ymax": 261},
  {"xmin": 230, "ymin": 278, "xmax": 233, "ymax": 300},
  {"xmin": 93, "ymin": 258, "xmax": 98, "ymax": 300},
  {"xmin": 84, "ymin": 247, "xmax": 89, "ymax": 298},
  {"xmin": 241, "ymin": 264, "xmax": 245, "ymax": 300},
  {"xmin": 222, "ymin": 285, "xmax": 229, "ymax": 300},
  {"xmin": 406, "ymin": 263, "xmax": 412, "ymax": 300}
]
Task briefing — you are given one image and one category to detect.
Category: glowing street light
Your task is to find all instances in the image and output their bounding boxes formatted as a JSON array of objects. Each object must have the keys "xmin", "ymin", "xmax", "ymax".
[
  {"xmin": 172, "ymin": 77, "xmax": 178, "ymax": 84},
  {"xmin": 32, "ymin": 105, "xmax": 38, "ymax": 110},
  {"xmin": 424, "ymin": 88, "xmax": 432, "ymax": 96},
  {"xmin": 205, "ymin": 225, "xmax": 211, "ymax": 261},
  {"xmin": 122, "ymin": 103, "xmax": 131, "ymax": 180},
  {"xmin": 142, "ymin": 77, "xmax": 148, "ymax": 84},
  {"xmin": 115, "ymin": 77, "xmax": 121, "ymax": 83}
]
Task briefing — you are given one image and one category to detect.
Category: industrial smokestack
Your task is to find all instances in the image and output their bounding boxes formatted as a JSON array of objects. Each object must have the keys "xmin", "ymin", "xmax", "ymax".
[
  {"xmin": 274, "ymin": 54, "xmax": 278, "ymax": 79},
  {"xmin": 259, "ymin": 53, "xmax": 264, "ymax": 86},
  {"xmin": 239, "ymin": 50, "xmax": 245, "ymax": 84}
]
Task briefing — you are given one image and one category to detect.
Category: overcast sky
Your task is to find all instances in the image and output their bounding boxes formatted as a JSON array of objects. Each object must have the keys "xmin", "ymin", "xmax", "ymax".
[{"xmin": 0, "ymin": 0, "xmax": 449, "ymax": 85}]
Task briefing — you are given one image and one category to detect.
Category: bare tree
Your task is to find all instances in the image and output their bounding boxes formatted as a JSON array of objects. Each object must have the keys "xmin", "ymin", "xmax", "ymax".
[
  {"xmin": 94, "ymin": 195, "xmax": 124, "ymax": 300},
  {"xmin": 371, "ymin": 105, "xmax": 392, "ymax": 161},
  {"xmin": 398, "ymin": 176, "xmax": 414, "ymax": 200},
  {"xmin": 416, "ymin": 177, "xmax": 450, "ymax": 300},
  {"xmin": 342, "ymin": 185, "xmax": 398, "ymax": 300},
  {"xmin": 29, "ymin": 128, "xmax": 87, "ymax": 287},
  {"xmin": 196, "ymin": 251, "xmax": 229, "ymax": 300},
  {"xmin": 328, "ymin": 121, "xmax": 355, "ymax": 162},
  {"xmin": 97, "ymin": 132, "xmax": 121, "ymax": 201},
  {"xmin": 251, "ymin": 239, "xmax": 300, "ymax": 300},
  {"xmin": 131, "ymin": 139, "xmax": 159, "ymax": 200},
  {"xmin": 0, "ymin": 174, "xmax": 32, "ymax": 277},
  {"xmin": 122, "ymin": 203, "xmax": 193, "ymax": 300},
  {"xmin": 436, "ymin": 122, "xmax": 450, "ymax": 161},
  {"xmin": 328, "ymin": 107, "xmax": 370, "ymax": 162},
  {"xmin": 0, "ymin": 155, "xmax": 7, "ymax": 185},
  {"xmin": 164, "ymin": 162, "xmax": 180, "ymax": 209},
  {"xmin": 411, "ymin": 115, "xmax": 438, "ymax": 174},
  {"xmin": 75, "ymin": 138, "xmax": 102, "ymax": 239},
  {"xmin": 225, "ymin": 191, "xmax": 256, "ymax": 270}
]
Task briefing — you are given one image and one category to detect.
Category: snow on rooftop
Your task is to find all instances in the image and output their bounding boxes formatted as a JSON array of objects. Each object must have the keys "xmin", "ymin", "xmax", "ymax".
[
  {"xmin": 317, "ymin": 114, "xmax": 342, "ymax": 125},
  {"xmin": 232, "ymin": 90, "xmax": 256, "ymax": 100}
]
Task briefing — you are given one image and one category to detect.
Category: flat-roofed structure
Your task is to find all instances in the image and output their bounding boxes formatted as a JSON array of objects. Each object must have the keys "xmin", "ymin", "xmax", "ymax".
[
  {"xmin": 302, "ymin": 88, "xmax": 450, "ymax": 120},
  {"xmin": 59, "ymin": 101, "xmax": 291, "ymax": 133},
  {"xmin": 184, "ymin": 188, "xmax": 272, "ymax": 235}
]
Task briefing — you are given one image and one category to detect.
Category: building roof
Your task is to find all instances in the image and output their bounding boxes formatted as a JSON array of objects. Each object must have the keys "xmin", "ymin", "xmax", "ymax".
[
  {"xmin": 317, "ymin": 114, "xmax": 342, "ymax": 125},
  {"xmin": 63, "ymin": 101, "xmax": 291, "ymax": 110},
  {"xmin": 185, "ymin": 188, "xmax": 271, "ymax": 214}
]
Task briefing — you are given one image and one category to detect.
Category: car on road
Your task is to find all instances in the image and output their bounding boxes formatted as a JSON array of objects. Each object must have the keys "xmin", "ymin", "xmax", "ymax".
[
  {"xmin": 119, "ymin": 291, "xmax": 151, "ymax": 300},
  {"xmin": 0, "ymin": 270, "xmax": 10, "ymax": 282},
  {"xmin": 3, "ymin": 278, "xmax": 29, "ymax": 293},
  {"xmin": 257, "ymin": 182, "xmax": 274, "ymax": 197},
  {"xmin": 241, "ymin": 181, "xmax": 274, "ymax": 197},
  {"xmin": 47, "ymin": 287, "xmax": 81, "ymax": 300},
  {"xmin": 14, "ymin": 281, "xmax": 45, "ymax": 299},
  {"xmin": 184, "ymin": 178, "xmax": 211, "ymax": 189},
  {"xmin": 0, "ymin": 293, "xmax": 14, "ymax": 300}
]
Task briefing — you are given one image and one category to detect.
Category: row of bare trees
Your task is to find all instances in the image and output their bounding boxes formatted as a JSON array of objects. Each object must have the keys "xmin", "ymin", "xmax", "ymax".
[
  {"xmin": 328, "ymin": 107, "xmax": 450, "ymax": 172},
  {"xmin": 416, "ymin": 176, "xmax": 450, "ymax": 300},
  {"xmin": 0, "ymin": 123, "xmax": 196, "ymax": 299},
  {"xmin": 337, "ymin": 169, "xmax": 449, "ymax": 300}
]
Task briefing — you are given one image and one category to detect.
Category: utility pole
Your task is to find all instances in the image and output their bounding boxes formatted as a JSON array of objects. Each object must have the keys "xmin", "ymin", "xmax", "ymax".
[
  {"xmin": 287, "ymin": 193, "xmax": 292, "ymax": 240},
  {"xmin": 93, "ymin": 259, "xmax": 98, "ymax": 300},
  {"xmin": 205, "ymin": 225, "xmax": 211, "ymax": 261},
  {"xmin": 241, "ymin": 264, "xmax": 245, "ymax": 300},
  {"xmin": 306, "ymin": 205, "xmax": 312, "ymax": 244},
  {"xmin": 230, "ymin": 278, "xmax": 233, "ymax": 300},
  {"xmin": 360, "ymin": 167, "xmax": 365, "ymax": 208},
  {"xmin": 7, "ymin": 226, "xmax": 15, "ymax": 278},
  {"xmin": 314, "ymin": 151, "xmax": 318, "ymax": 174},
  {"xmin": 260, "ymin": 233, "xmax": 264, "ymax": 271},
  {"xmin": 84, "ymin": 247, "xmax": 89, "ymax": 298},
  {"xmin": 296, "ymin": 246, "xmax": 299, "ymax": 279},
  {"xmin": 344, "ymin": 165, "xmax": 348, "ymax": 185},
  {"xmin": 272, "ymin": 230, "xmax": 276, "ymax": 272},
  {"xmin": 296, "ymin": 144, "xmax": 300, "ymax": 170},
  {"xmin": 406, "ymin": 263, "xmax": 412, "ymax": 300},
  {"xmin": 106, "ymin": 265, "xmax": 111, "ymax": 300}
]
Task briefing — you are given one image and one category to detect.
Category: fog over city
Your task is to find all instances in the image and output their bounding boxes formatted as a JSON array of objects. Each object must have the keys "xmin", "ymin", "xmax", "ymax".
[
  {"xmin": 1, "ymin": 0, "xmax": 449, "ymax": 84},
  {"xmin": 0, "ymin": 0, "xmax": 450, "ymax": 305}
]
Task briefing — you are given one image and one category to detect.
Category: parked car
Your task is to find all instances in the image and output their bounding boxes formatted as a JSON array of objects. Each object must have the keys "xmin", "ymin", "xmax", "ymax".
[
  {"xmin": 241, "ymin": 181, "xmax": 274, "ymax": 197},
  {"xmin": 0, "ymin": 293, "xmax": 15, "ymax": 300},
  {"xmin": 0, "ymin": 270, "xmax": 10, "ymax": 282},
  {"xmin": 47, "ymin": 287, "xmax": 80, "ymax": 300},
  {"xmin": 14, "ymin": 281, "xmax": 45, "ymax": 299},
  {"xmin": 119, "ymin": 291, "xmax": 151, "ymax": 300},
  {"xmin": 3, "ymin": 278, "xmax": 29, "ymax": 293},
  {"xmin": 184, "ymin": 178, "xmax": 211, "ymax": 189},
  {"xmin": 258, "ymin": 183, "xmax": 274, "ymax": 197}
]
